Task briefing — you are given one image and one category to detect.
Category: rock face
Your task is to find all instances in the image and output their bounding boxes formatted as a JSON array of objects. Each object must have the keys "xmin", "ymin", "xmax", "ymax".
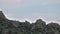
[
  {"xmin": 35, "ymin": 19, "xmax": 46, "ymax": 28},
  {"xmin": 31, "ymin": 19, "xmax": 46, "ymax": 32},
  {"xmin": 11, "ymin": 21, "xmax": 19, "ymax": 28},
  {"xmin": 0, "ymin": 11, "xmax": 60, "ymax": 34},
  {"xmin": 45, "ymin": 23, "xmax": 60, "ymax": 34},
  {"xmin": 0, "ymin": 11, "xmax": 6, "ymax": 19},
  {"xmin": 0, "ymin": 11, "xmax": 6, "ymax": 24}
]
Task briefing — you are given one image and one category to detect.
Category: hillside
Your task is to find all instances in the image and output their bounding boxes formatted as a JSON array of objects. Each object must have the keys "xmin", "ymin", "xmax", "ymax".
[{"xmin": 0, "ymin": 11, "xmax": 60, "ymax": 34}]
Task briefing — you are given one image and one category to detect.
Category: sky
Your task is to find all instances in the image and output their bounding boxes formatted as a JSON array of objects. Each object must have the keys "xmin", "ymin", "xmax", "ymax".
[{"xmin": 0, "ymin": 0, "xmax": 60, "ymax": 24}]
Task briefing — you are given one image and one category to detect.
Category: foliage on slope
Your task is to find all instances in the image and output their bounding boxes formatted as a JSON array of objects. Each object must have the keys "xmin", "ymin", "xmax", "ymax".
[{"xmin": 0, "ymin": 11, "xmax": 60, "ymax": 34}]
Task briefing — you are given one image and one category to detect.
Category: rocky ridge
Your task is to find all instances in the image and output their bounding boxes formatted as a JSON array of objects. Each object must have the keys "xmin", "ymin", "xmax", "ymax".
[{"xmin": 0, "ymin": 11, "xmax": 60, "ymax": 34}]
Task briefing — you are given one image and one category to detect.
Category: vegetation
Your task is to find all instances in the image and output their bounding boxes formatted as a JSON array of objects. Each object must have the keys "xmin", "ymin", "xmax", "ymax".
[{"xmin": 0, "ymin": 11, "xmax": 60, "ymax": 34}]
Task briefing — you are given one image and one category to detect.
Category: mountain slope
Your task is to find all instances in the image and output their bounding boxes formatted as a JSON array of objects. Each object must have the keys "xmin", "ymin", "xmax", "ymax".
[{"xmin": 0, "ymin": 11, "xmax": 60, "ymax": 34}]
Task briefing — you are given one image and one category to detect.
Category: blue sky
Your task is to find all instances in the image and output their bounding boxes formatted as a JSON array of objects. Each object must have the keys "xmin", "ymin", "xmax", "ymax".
[{"xmin": 0, "ymin": 0, "xmax": 60, "ymax": 24}]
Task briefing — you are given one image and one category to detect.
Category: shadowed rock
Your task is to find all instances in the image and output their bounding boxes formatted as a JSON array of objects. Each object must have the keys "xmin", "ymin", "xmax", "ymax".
[
  {"xmin": 0, "ymin": 11, "xmax": 6, "ymax": 19},
  {"xmin": 0, "ymin": 11, "xmax": 60, "ymax": 34}
]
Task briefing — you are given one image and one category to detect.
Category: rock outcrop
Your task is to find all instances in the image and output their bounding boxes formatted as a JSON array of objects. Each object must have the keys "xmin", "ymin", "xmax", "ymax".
[
  {"xmin": 0, "ymin": 11, "xmax": 6, "ymax": 24},
  {"xmin": 0, "ymin": 11, "xmax": 6, "ymax": 19},
  {"xmin": 0, "ymin": 11, "xmax": 60, "ymax": 34}
]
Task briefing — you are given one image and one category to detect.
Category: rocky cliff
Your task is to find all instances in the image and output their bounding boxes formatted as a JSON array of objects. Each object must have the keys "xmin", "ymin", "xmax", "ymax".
[{"xmin": 0, "ymin": 11, "xmax": 60, "ymax": 34}]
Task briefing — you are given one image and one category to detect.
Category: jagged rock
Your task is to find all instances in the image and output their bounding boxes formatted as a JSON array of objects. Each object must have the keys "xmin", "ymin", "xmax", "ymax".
[
  {"xmin": 30, "ymin": 23, "xmax": 35, "ymax": 31},
  {"xmin": 47, "ymin": 23, "xmax": 60, "ymax": 28},
  {"xmin": 3, "ymin": 29, "xmax": 10, "ymax": 34},
  {"xmin": 0, "ymin": 11, "xmax": 6, "ymax": 23},
  {"xmin": 0, "ymin": 11, "xmax": 60, "ymax": 34},
  {"xmin": 35, "ymin": 19, "xmax": 46, "ymax": 27},
  {"xmin": 25, "ymin": 20, "xmax": 30, "ymax": 26},
  {"xmin": 45, "ymin": 23, "xmax": 60, "ymax": 34},
  {"xmin": 11, "ymin": 21, "xmax": 19, "ymax": 28},
  {"xmin": 31, "ymin": 19, "xmax": 46, "ymax": 32},
  {"xmin": 35, "ymin": 19, "xmax": 46, "ymax": 28},
  {"xmin": 0, "ymin": 11, "xmax": 6, "ymax": 19},
  {"xmin": 24, "ymin": 20, "xmax": 31, "ymax": 30},
  {"xmin": 46, "ymin": 23, "xmax": 60, "ymax": 31}
]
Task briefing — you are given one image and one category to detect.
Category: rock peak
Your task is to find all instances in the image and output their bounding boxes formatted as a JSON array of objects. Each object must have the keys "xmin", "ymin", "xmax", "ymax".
[{"xmin": 0, "ymin": 11, "xmax": 6, "ymax": 19}]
